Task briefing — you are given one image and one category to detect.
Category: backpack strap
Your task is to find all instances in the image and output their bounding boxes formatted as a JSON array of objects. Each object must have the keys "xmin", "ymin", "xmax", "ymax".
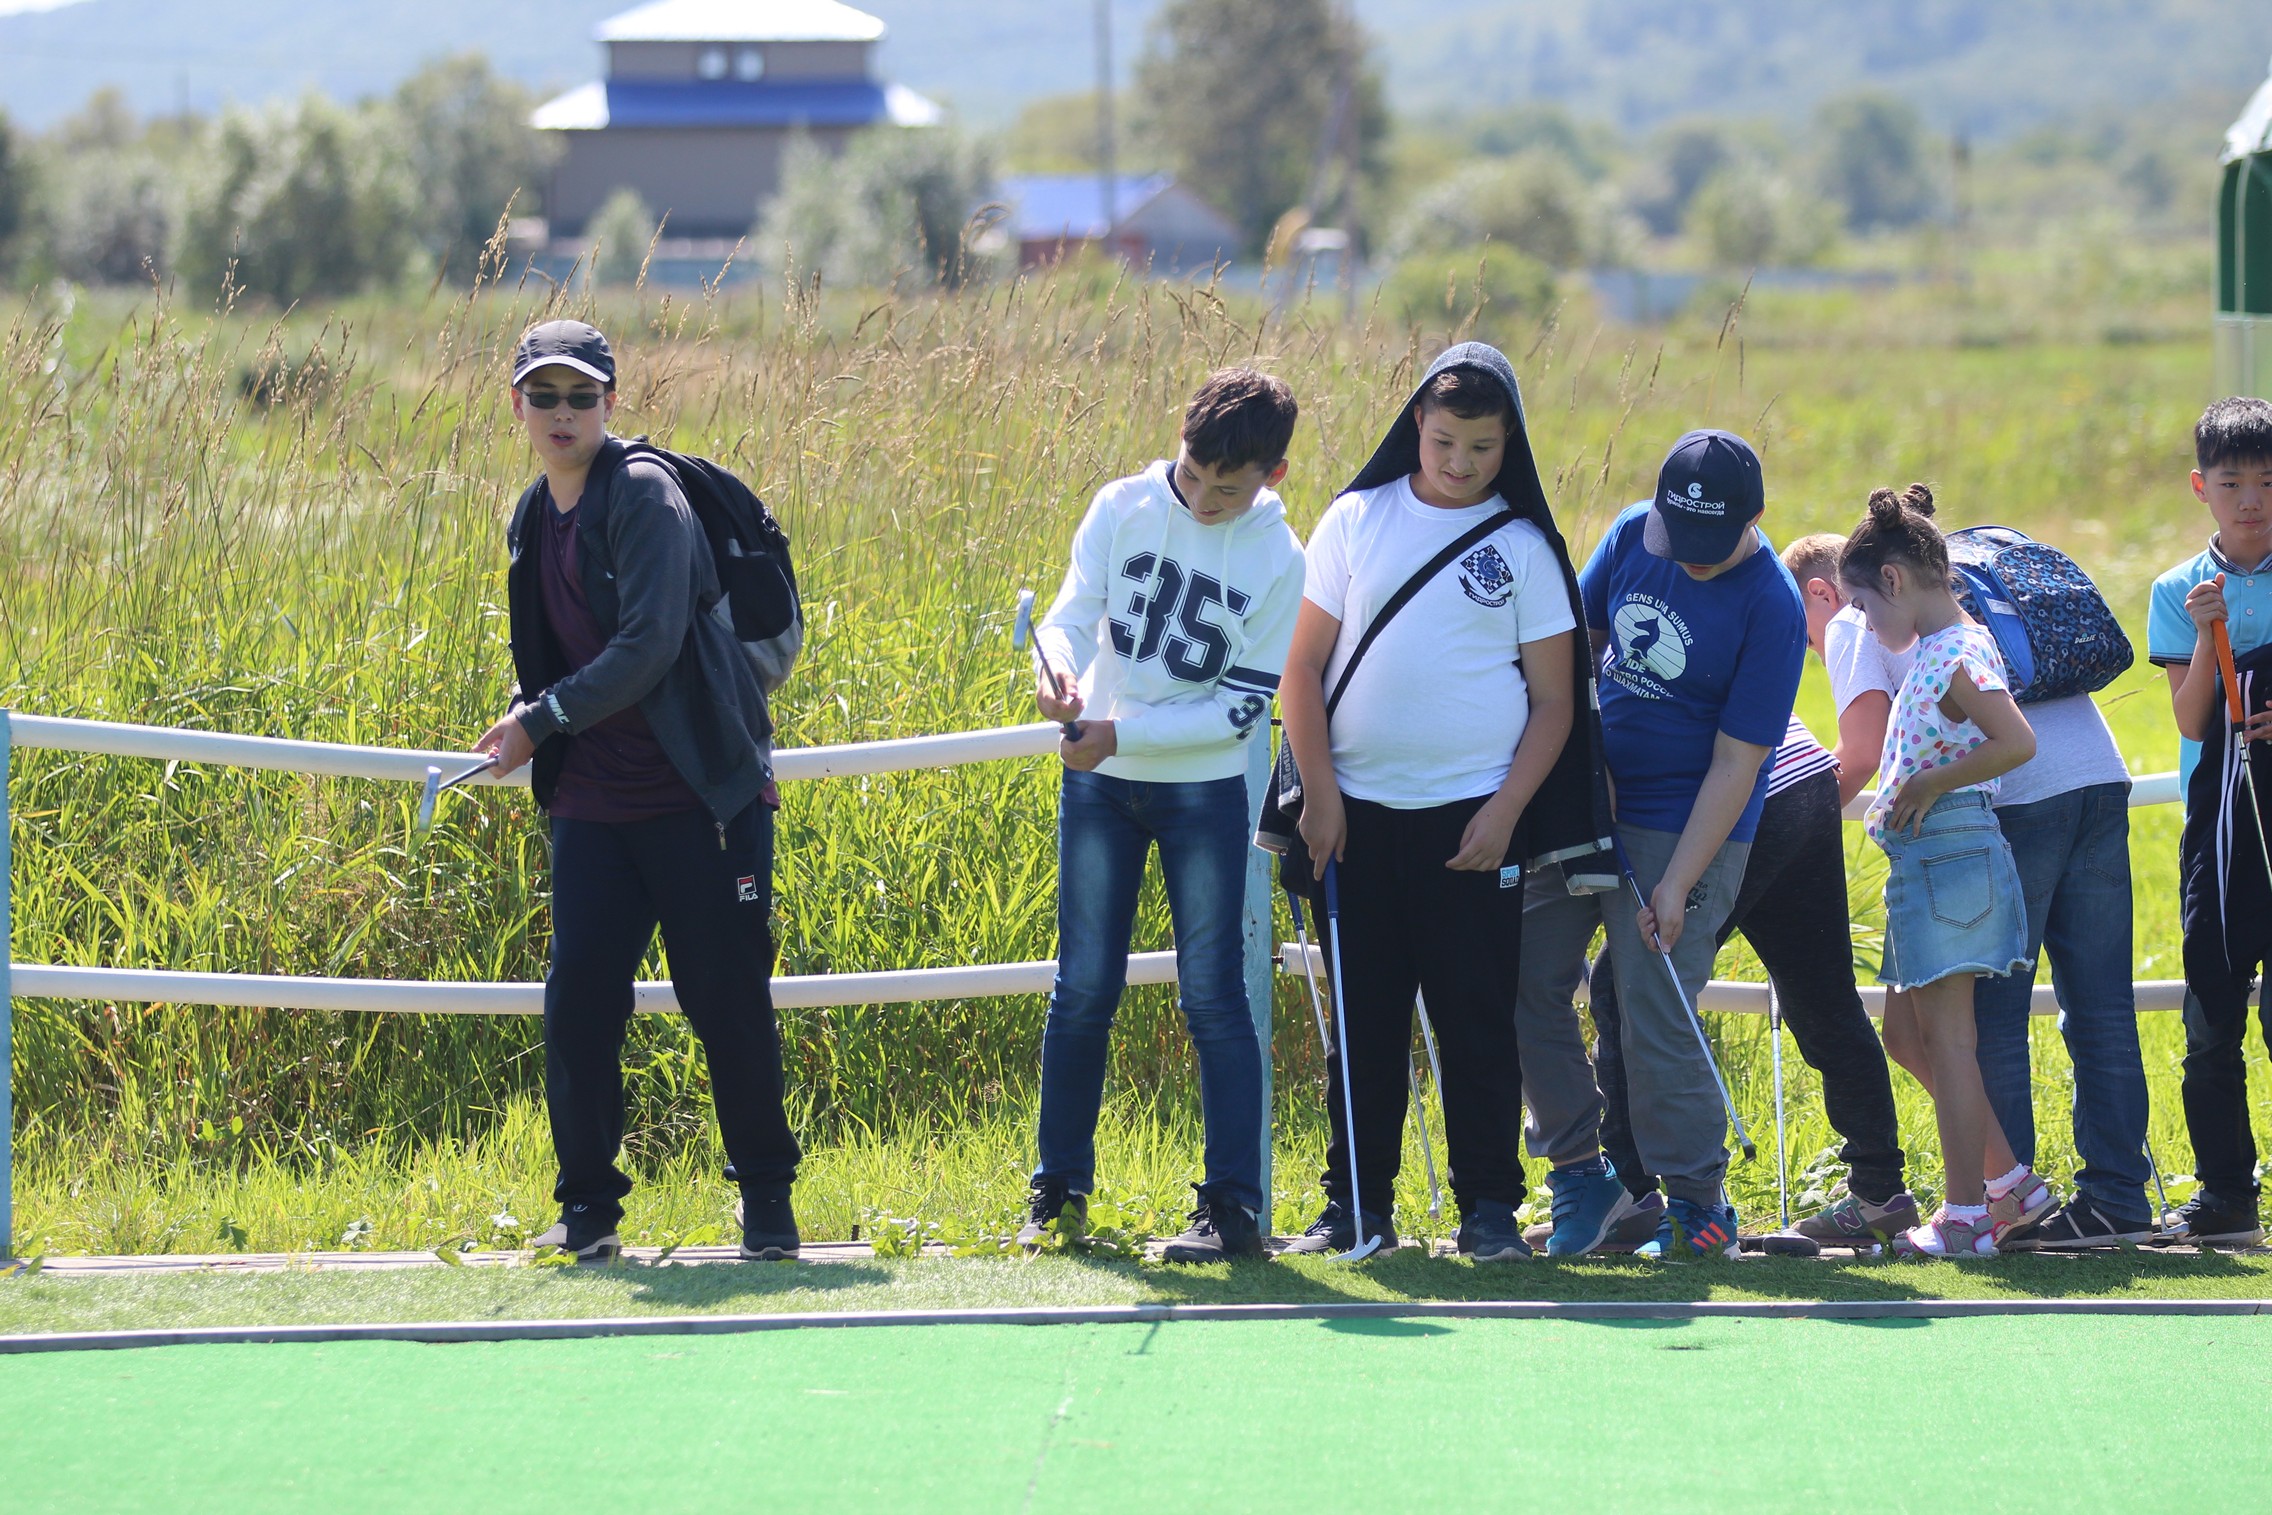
[{"xmin": 1324, "ymin": 511, "xmax": 1514, "ymax": 716}]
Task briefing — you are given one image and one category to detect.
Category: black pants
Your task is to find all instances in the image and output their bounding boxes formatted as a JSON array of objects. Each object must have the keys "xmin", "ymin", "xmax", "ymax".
[
  {"xmin": 1317, "ymin": 796, "xmax": 1528, "ymax": 1217},
  {"xmin": 1590, "ymin": 770, "xmax": 1906, "ymax": 1204},
  {"xmin": 545, "ymin": 803, "xmax": 800, "ymax": 1225},
  {"xmin": 2180, "ymin": 786, "xmax": 2272, "ymax": 1204}
]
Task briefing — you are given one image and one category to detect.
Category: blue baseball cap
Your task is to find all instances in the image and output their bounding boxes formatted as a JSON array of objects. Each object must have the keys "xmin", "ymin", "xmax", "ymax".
[
  {"xmin": 1643, "ymin": 429, "xmax": 1765, "ymax": 564},
  {"xmin": 511, "ymin": 320, "xmax": 615, "ymax": 388}
]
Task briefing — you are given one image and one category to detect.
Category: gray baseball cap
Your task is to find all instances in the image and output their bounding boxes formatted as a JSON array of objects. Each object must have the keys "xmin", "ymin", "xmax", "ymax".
[{"xmin": 511, "ymin": 320, "xmax": 615, "ymax": 387}]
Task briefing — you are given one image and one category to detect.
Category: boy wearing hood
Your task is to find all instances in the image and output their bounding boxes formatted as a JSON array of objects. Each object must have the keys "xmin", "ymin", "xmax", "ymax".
[
  {"xmin": 1021, "ymin": 368, "xmax": 1305, "ymax": 1262},
  {"xmin": 1276, "ymin": 343, "xmax": 1611, "ymax": 1261},
  {"xmin": 1515, "ymin": 431, "xmax": 1807, "ymax": 1259}
]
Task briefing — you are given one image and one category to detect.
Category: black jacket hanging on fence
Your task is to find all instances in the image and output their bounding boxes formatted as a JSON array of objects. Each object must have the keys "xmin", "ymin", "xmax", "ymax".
[{"xmin": 504, "ymin": 437, "xmax": 776, "ymax": 825}]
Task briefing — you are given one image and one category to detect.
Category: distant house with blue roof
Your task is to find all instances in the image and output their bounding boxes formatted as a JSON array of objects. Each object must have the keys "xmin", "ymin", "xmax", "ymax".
[
  {"xmin": 999, "ymin": 173, "xmax": 1241, "ymax": 273},
  {"xmin": 533, "ymin": 0, "xmax": 941, "ymax": 240}
]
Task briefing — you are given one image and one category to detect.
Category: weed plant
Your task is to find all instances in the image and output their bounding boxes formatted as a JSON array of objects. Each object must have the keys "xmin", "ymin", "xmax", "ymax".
[{"xmin": 0, "ymin": 250, "xmax": 2262, "ymax": 1252}]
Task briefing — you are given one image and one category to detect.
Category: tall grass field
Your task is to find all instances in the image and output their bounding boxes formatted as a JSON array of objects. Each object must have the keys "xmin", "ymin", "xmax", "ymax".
[{"xmin": 1, "ymin": 258, "xmax": 2260, "ymax": 1256}]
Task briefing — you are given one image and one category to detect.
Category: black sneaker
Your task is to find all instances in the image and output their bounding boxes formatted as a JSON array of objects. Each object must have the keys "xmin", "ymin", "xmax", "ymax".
[
  {"xmin": 2008, "ymin": 1196, "xmax": 2154, "ymax": 1251},
  {"xmin": 1014, "ymin": 1178, "xmax": 1088, "ymax": 1250},
  {"xmin": 532, "ymin": 1203, "xmax": 621, "ymax": 1261},
  {"xmin": 1161, "ymin": 1184, "xmax": 1267, "ymax": 1263},
  {"xmin": 1456, "ymin": 1200, "xmax": 1532, "ymax": 1263},
  {"xmin": 1278, "ymin": 1199, "xmax": 1396, "ymax": 1255},
  {"xmin": 2159, "ymin": 1191, "xmax": 2265, "ymax": 1247},
  {"xmin": 738, "ymin": 1194, "xmax": 800, "ymax": 1261}
]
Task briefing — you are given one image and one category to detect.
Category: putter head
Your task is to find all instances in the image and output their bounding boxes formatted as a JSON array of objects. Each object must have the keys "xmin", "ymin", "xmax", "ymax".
[
  {"xmin": 414, "ymin": 766, "xmax": 443, "ymax": 833},
  {"xmin": 1331, "ymin": 1233, "xmax": 1385, "ymax": 1264},
  {"xmin": 1012, "ymin": 588, "xmax": 1036, "ymax": 650},
  {"xmin": 1738, "ymin": 1136, "xmax": 1759, "ymax": 1162}
]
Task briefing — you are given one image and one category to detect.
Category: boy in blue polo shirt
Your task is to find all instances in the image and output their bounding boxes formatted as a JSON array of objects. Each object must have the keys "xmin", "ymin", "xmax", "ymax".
[
  {"xmin": 1515, "ymin": 430, "xmax": 1806, "ymax": 1257},
  {"xmin": 2150, "ymin": 395, "xmax": 2272, "ymax": 1247}
]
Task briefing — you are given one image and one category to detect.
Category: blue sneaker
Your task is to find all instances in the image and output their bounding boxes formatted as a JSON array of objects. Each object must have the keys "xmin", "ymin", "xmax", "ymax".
[
  {"xmin": 1545, "ymin": 1161, "xmax": 1641, "ymax": 1258},
  {"xmin": 1636, "ymin": 1196, "xmax": 1739, "ymax": 1260}
]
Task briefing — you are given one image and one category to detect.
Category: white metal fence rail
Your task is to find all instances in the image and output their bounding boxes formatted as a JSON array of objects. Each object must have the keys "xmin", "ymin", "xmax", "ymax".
[{"xmin": 0, "ymin": 706, "xmax": 2195, "ymax": 1258}]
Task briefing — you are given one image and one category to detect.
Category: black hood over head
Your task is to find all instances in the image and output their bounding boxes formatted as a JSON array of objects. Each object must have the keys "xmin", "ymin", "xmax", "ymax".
[{"xmin": 1347, "ymin": 340, "xmax": 1614, "ymax": 882}]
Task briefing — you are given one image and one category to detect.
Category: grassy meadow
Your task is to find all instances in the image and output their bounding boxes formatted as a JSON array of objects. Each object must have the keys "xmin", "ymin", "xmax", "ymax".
[{"xmin": 0, "ymin": 254, "xmax": 2262, "ymax": 1257}]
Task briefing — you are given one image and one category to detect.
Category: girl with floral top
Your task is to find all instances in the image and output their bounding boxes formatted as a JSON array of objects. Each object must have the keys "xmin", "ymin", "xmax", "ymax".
[{"xmin": 1839, "ymin": 484, "xmax": 2042, "ymax": 1258}]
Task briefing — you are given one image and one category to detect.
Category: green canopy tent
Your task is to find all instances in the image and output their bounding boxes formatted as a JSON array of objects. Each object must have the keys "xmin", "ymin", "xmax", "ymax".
[{"xmin": 2221, "ymin": 55, "xmax": 2272, "ymax": 397}]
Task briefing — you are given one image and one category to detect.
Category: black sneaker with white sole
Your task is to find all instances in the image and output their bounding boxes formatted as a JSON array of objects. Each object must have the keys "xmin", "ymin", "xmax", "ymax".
[
  {"xmin": 533, "ymin": 1203, "xmax": 621, "ymax": 1261},
  {"xmin": 1278, "ymin": 1199, "xmax": 1396, "ymax": 1255},
  {"xmin": 2009, "ymin": 1196, "xmax": 2155, "ymax": 1251},
  {"xmin": 738, "ymin": 1194, "xmax": 800, "ymax": 1261},
  {"xmin": 2158, "ymin": 1190, "xmax": 2265, "ymax": 1247},
  {"xmin": 1456, "ymin": 1200, "xmax": 1532, "ymax": 1263},
  {"xmin": 1014, "ymin": 1177, "xmax": 1088, "ymax": 1250},
  {"xmin": 1160, "ymin": 1184, "xmax": 1267, "ymax": 1263}
]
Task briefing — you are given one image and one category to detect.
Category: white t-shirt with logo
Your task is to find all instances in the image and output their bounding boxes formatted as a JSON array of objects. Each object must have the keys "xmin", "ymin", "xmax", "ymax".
[
  {"xmin": 1303, "ymin": 477, "xmax": 1577, "ymax": 807},
  {"xmin": 1823, "ymin": 603, "xmax": 2128, "ymax": 810}
]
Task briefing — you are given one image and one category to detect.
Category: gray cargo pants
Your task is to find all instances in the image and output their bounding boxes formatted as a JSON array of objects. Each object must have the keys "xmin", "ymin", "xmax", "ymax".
[{"xmin": 1515, "ymin": 823, "xmax": 1748, "ymax": 1209}]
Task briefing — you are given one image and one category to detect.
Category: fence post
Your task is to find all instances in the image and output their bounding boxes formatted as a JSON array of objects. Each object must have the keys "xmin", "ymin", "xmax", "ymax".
[
  {"xmin": 1, "ymin": 709, "xmax": 13, "ymax": 1260},
  {"xmin": 1241, "ymin": 728, "xmax": 1275, "ymax": 1230}
]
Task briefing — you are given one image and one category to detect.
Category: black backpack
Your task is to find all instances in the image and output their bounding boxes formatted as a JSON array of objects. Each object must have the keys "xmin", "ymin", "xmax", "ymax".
[{"xmin": 620, "ymin": 438, "xmax": 799, "ymax": 646}]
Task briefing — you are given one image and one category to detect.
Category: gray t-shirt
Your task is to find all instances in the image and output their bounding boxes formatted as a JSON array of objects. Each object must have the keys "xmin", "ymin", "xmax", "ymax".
[{"xmin": 1823, "ymin": 603, "xmax": 2129, "ymax": 809}]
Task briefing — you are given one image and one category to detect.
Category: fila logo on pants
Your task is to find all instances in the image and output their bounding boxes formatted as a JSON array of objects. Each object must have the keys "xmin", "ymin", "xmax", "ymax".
[{"xmin": 736, "ymin": 875, "xmax": 761, "ymax": 904}]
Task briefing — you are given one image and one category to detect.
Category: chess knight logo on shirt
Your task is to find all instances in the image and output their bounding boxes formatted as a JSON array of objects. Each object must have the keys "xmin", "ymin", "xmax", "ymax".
[
  {"xmin": 1458, "ymin": 543, "xmax": 1515, "ymax": 607},
  {"xmin": 1610, "ymin": 594, "xmax": 1692, "ymax": 696}
]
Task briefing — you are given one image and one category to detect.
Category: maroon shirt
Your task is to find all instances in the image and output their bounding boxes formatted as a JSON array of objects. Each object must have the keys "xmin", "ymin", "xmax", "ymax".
[{"xmin": 535, "ymin": 488, "xmax": 705, "ymax": 822}]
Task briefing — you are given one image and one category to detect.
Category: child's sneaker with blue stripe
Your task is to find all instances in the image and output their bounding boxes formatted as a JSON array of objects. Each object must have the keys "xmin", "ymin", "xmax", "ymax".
[
  {"xmin": 1635, "ymin": 1196, "xmax": 1739, "ymax": 1260},
  {"xmin": 1544, "ymin": 1158, "xmax": 1640, "ymax": 1258}
]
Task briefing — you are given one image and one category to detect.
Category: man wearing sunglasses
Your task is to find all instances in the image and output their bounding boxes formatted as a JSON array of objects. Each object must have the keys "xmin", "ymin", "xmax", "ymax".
[{"xmin": 474, "ymin": 319, "xmax": 802, "ymax": 1262}]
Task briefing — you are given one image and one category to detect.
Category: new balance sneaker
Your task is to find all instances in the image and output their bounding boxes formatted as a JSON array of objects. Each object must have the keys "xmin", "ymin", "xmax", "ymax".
[
  {"xmin": 1793, "ymin": 1189, "xmax": 1921, "ymax": 1247},
  {"xmin": 1279, "ymin": 1199, "xmax": 1396, "ymax": 1255},
  {"xmin": 1160, "ymin": 1185, "xmax": 1266, "ymax": 1263},
  {"xmin": 1014, "ymin": 1178, "xmax": 1088, "ymax": 1251},
  {"xmin": 1986, "ymin": 1168, "xmax": 2057, "ymax": 1246},
  {"xmin": 1544, "ymin": 1161, "xmax": 1640, "ymax": 1259},
  {"xmin": 738, "ymin": 1194, "xmax": 800, "ymax": 1261},
  {"xmin": 2005, "ymin": 1196, "xmax": 2154, "ymax": 1251},
  {"xmin": 1892, "ymin": 1207, "xmax": 1997, "ymax": 1258},
  {"xmin": 532, "ymin": 1203, "xmax": 620, "ymax": 1261},
  {"xmin": 1636, "ymin": 1196, "xmax": 1739, "ymax": 1260},
  {"xmin": 1606, "ymin": 1189, "xmax": 1666, "ymax": 1249},
  {"xmin": 1456, "ymin": 1200, "xmax": 1532, "ymax": 1263},
  {"xmin": 2158, "ymin": 1191, "xmax": 2265, "ymax": 1247}
]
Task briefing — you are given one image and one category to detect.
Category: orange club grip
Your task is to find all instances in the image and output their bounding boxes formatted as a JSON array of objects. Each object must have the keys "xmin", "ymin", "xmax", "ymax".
[{"xmin": 2214, "ymin": 617, "xmax": 2249, "ymax": 729}]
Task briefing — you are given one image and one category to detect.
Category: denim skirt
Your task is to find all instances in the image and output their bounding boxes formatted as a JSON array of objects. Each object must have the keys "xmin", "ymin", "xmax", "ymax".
[{"xmin": 1877, "ymin": 790, "xmax": 2030, "ymax": 991}]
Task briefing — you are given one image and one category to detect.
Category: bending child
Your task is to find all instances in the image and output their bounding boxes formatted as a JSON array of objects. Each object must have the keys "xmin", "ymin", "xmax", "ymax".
[
  {"xmin": 1278, "ymin": 342, "xmax": 1603, "ymax": 1262},
  {"xmin": 1022, "ymin": 368, "xmax": 1305, "ymax": 1263},
  {"xmin": 1837, "ymin": 485, "xmax": 2039, "ymax": 1258}
]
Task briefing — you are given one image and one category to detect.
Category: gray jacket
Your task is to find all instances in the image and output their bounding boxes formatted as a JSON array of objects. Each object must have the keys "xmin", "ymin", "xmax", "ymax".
[{"xmin": 506, "ymin": 437, "xmax": 783, "ymax": 826}]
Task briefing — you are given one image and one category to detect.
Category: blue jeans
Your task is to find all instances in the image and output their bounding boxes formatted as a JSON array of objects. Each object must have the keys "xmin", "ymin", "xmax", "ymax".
[
  {"xmin": 1974, "ymin": 782, "xmax": 2152, "ymax": 1219},
  {"xmin": 1034, "ymin": 769, "xmax": 1264, "ymax": 1211}
]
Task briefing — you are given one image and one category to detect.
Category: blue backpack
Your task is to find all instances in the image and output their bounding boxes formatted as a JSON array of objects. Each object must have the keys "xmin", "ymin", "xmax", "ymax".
[{"xmin": 1945, "ymin": 526, "xmax": 2132, "ymax": 704}]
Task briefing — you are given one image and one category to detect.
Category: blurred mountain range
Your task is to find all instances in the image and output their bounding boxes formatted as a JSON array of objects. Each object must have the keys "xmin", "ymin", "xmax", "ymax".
[{"xmin": 1, "ymin": 0, "xmax": 2268, "ymax": 137}]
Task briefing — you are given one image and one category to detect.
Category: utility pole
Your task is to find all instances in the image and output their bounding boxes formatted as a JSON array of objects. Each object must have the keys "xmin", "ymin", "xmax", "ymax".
[{"xmin": 1096, "ymin": 0, "xmax": 1117, "ymax": 248}]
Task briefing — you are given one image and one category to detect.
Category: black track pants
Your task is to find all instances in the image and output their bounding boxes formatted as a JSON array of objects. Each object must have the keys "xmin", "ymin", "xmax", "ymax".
[
  {"xmin": 544, "ymin": 803, "xmax": 800, "ymax": 1226},
  {"xmin": 1316, "ymin": 795, "xmax": 1529, "ymax": 1218}
]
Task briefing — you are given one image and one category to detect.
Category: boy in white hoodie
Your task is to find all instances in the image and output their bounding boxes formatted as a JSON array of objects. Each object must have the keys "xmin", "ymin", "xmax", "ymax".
[{"xmin": 1022, "ymin": 368, "xmax": 1306, "ymax": 1262}]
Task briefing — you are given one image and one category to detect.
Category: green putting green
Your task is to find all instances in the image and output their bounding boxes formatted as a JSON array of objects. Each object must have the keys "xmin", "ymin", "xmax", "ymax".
[{"xmin": 6, "ymin": 1316, "xmax": 2267, "ymax": 1511}]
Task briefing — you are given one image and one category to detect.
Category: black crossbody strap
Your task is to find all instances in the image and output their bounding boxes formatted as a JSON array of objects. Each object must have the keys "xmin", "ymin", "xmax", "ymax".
[{"xmin": 1324, "ymin": 512, "xmax": 1513, "ymax": 716}]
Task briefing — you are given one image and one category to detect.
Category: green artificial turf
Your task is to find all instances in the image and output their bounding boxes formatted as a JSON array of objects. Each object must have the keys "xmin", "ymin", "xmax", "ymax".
[
  {"xmin": 5, "ymin": 1247, "xmax": 2272, "ymax": 1337},
  {"xmin": 3, "ymin": 1315, "xmax": 2267, "ymax": 1513}
]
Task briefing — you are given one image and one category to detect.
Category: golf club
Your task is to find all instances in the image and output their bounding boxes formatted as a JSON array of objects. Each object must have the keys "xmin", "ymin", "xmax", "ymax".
[
  {"xmin": 1012, "ymin": 588, "xmax": 1083, "ymax": 740},
  {"xmin": 1409, "ymin": 990, "xmax": 1447, "ymax": 1221},
  {"xmin": 1611, "ymin": 835, "xmax": 1757, "ymax": 1162},
  {"xmin": 1287, "ymin": 890, "xmax": 1440, "ymax": 1221},
  {"xmin": 1322, "ymin": 860, "xmax": 1386, "ymax": 1261},
  {"xmin": 1769, "ymin": 983, "xmax": 1789, "ymax": 1229},
  {"xmin": 2145, "ymin": 1138, "xmax": 2173, "ymax": 1228},
  {"xmin": 414, "ymin": 754, "xmax": 497, "ymax": 834}
]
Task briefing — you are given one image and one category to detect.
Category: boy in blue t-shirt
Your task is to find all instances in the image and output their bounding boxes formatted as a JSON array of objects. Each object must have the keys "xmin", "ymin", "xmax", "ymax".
[
  {"xmin": 1515, "ymin": 430, "xmax": 1807, "ymax": 1257},
  {"xmin": 2150, "ymin": 395, "xmax": 2272, "ymax": 1247}
]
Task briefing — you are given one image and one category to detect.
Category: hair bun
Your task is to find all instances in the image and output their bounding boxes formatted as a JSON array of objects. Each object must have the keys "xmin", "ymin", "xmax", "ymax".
[
  {"xmin": 1865, "ymin": 486, "xmax": 1905, "ymax": 528},
  {"xmin": 1901, "ymin": 482, "xmax": 1936, "ymax": 518}
]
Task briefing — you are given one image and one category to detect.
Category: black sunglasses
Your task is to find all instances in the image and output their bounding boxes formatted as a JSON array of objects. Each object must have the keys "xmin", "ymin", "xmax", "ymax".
[{"xmin": 520, "ymin": 387, "xmax": 604, "ymax": 410}]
